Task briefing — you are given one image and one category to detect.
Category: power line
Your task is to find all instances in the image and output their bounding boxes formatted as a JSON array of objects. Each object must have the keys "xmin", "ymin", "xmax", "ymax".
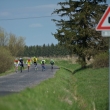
[{"xmin": 0, "ymin": 15, "xmax": 59, "ymax": 21}]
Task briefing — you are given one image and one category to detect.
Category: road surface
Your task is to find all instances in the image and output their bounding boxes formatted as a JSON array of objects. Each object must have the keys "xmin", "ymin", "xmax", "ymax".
[{"xmin": 0, "ymin": 64, "xmax": 59, "ymax": 96}]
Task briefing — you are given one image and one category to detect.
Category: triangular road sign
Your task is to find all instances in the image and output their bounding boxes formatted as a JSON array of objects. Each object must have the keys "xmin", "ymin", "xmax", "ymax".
[{"xmin": 96, "ymin": 6, "xmax": 110, "ymax": 31}]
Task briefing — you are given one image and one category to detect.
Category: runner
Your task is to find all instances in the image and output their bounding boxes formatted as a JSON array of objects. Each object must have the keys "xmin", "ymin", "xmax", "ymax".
[
  {"xmin": 14, "ymin": 58, "xmax": 19, "ymax": 73},
  {"xmin": 33, "ymin": 56, "xmax": 38, "ymax": 70},
  {"xmin": 41, "ymin": 59, "xmax": 46, "ymax": 71},
  {"xmin": 19, "ymin": 58, "xmax": 24, "ymax": 73},
  {"xmin": 50, "ymin": 59, "xmax": 55, "ymax": 70},
  {"xmin": 26, "ymin": 57, "xmax": 32, "ymax": 72}
]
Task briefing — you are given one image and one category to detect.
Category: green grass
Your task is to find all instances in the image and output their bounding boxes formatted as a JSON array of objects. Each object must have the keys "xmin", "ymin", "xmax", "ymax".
[
  {"xmin": 0, "ymin": 59, "xmax": 108, "ymax": 110},
  {"xmin": 74, "ymin": 67, "xmax": 108, "ymax": 110},
  {"xmin": 0, "ymin": 66, "xmax": 15, "ymax": 76}
]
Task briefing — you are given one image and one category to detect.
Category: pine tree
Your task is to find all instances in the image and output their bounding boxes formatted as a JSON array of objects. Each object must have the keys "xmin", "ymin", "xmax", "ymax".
[{"xmin": 52, "ymin": 0, "xmax": 107, "ymax": 68}]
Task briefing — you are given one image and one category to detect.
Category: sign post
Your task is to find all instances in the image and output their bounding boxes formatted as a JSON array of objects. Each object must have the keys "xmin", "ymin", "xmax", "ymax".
[
  {"xmin": 107, "ymin": 39, "xmax": 110, "ymax": 110},
  {"xmin": 96, "ymin": 6, "xmax": 110, "ymax": 109}
]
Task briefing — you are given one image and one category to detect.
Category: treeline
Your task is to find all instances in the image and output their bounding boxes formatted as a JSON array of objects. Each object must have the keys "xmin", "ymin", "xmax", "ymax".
[
  {"xmin": 0, "ymin": 27, "xmax": 25, "ymax": 56},
  {"xmin": 22, "ymin": 44, "xmax": 69, "ymax": 57},
  {"xmin": 0, "ymin": 27, "xmax": 25, "ymax": 73}
]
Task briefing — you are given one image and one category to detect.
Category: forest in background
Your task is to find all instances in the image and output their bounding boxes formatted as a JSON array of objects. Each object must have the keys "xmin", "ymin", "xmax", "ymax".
[{"xmin": 22, "ymin": 44, "xmax": 69, "ymax": 57}]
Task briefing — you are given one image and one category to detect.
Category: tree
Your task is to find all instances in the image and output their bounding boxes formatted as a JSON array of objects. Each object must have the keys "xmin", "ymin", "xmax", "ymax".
[
  {"xmin": 0, "ymin": 47, "xmax": 14, "ymax": 73},
  {"xmin": 0, "ymin": 27, "xmax": 8, "ymax": 46},
  {"xmin": 52, "ymin": 0, "xmax": 107, "ymax": 68},
  {"xmin": 8, "ymin": 33, "xmax": 25, "ymax": 56}
]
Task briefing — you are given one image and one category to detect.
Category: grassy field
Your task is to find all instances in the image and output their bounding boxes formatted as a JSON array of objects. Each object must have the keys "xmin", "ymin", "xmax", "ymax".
[{"xmin": 0, "ymin": 59, "xmax": 108, "ymax": 110}]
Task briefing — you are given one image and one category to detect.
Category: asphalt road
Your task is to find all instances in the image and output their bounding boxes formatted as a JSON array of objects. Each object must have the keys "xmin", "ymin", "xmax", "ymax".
[{"xmin": 0, "ymin": 64, "xmax": 59, "ymax": 96}]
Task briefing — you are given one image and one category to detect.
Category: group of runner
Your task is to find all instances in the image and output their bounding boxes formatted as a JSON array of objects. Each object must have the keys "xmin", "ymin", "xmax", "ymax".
[{"xmin": 14, "ymin": 57, "xmax": 55, "ymax": 73}]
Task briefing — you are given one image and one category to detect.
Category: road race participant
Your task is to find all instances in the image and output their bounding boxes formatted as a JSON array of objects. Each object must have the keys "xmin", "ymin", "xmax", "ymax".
[
  {"xmin": 19, "ymin": 58, "xmax": 24, "ymax": 72},
  {"xmin": 33, "ymin": 56, "xmax": 38, "ymax": 70},
  {"xmin": 26, "ymin": 58, "xmax": 32, "ymax": 72},
  {"xmin": 50, "ymin": 59, "xmax": 55, "ymax": 69},
  {"xmin": 41, "ymin": 59, "xmax": 46, "ymax": 71},
  {"xmin": 14, "ymin": 58, "xmax": 19, "ymax": 72}
]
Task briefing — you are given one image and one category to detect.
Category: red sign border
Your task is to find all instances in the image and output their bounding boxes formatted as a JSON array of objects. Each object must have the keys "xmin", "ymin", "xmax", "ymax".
[{"xmin": 96, "ymin": 6, "xmax": 110, "ymax": 31}]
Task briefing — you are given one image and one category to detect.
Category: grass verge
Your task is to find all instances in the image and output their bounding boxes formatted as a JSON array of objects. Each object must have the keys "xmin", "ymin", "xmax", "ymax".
[{"xmin": 0, "ymin": 59, "xmax": 108, "ymax": 110}]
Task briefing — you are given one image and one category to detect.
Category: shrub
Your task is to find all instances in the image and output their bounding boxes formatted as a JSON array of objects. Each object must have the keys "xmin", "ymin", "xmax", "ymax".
[
  {"xmin": 92, "ymin": 52, "xmax": 108, "ymax": 68},
  {"xmin": 0, "ymin": 47, "xmax": 14, "ymax": 73}
]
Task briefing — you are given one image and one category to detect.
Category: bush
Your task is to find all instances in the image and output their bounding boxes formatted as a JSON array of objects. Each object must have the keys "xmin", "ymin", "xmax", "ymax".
[
  {"xmin": 92, "ymin": 52, "xmax": 108, "ymax": 68},
  {"xmin": 0, "ymin": 47, "xmax": 14, "ymax": 73}
]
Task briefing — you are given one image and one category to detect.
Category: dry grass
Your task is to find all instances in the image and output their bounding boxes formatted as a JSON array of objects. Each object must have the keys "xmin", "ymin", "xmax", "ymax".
[{"xmin": 38, "ymin": 55, "xmax": 78, "ymax": 64}]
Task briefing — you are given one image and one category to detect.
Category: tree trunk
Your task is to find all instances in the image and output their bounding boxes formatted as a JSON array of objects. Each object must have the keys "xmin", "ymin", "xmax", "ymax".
[{"xmin": 81, "ymin": 56, "xmax": 86, "ymax": 68}]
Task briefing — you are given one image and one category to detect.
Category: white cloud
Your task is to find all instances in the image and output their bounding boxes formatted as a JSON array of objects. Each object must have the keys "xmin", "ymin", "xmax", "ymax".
[
  {"xmin": 0, "ymin": 12, "xmax": 11, "ymax": 17},
  {"xmin": 0, "ymin": 4, "xmax": 60, "ymax": 18},
  {"xmin": 29, "ymin": 23, "xmax": 43, "ymax": 28},
  {"xmin": 19, "ymin": 4, "xmax": 60, "ymax": 16},
  {"xmin": 25, "ymin": 4, "xmax": 58, "ymax": 11}
]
